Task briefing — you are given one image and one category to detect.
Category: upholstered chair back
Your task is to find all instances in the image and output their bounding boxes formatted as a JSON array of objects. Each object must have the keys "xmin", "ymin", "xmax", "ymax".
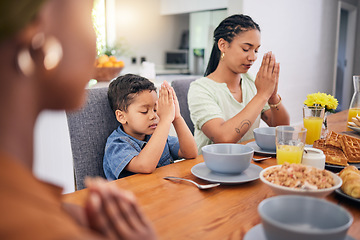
[
  {"xmin": 66, "ymin": 87, "xmax": 118, "ymax": 190},
  {"xmin": 171, "ymin": 78, "xmax": 196, "ymax": 134}
]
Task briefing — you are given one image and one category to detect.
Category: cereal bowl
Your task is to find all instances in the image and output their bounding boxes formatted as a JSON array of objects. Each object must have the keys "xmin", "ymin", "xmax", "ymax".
[
  {"xmin": 259, "ymin": 164, "xmax": 342, "ymax": 198},
  {"xmin": 201, "ymin": 144, "xmax": 254, "ymax": 174},
  {"xmin": 253, "ymin": 127, "xmax": 276, "ymax": 151},
  {"xmin": 258, "ymin": 195, "xmax": 353, "ymax": 240}
]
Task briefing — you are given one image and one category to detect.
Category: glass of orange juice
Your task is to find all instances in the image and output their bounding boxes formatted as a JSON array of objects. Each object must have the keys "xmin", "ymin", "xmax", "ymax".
[
  {"xmin": 276, "ymin": 126, "xmax": 307, "ymax": 165},
  {"xmin": 348, "ymin": 76, "xmax": 360, "ymax": 130},
  {"xmin": 303, "ymin": 106, "xmax": 325, "ymax": 145}
]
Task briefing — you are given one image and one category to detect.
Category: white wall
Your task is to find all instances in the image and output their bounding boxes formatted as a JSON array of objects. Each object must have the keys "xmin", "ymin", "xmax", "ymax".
[
  {"xmin": 354, "ymin": 0, "xmax": 360, "ymax": 75},
  {"xmin": 33, "ymin": 111, "xmax": 75, "ymax": 194},
  {"xmin": 160, "ymin": 0, "xmax": 227, "ymax": 15},
  {"xmin": 112, "ymin": 0, "xmax": 189, "ymax": 73}
]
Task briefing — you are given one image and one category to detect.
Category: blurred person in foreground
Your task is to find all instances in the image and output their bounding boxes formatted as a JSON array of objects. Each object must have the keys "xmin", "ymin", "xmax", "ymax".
[{"xmin": 0, "ymin": 0, "xmax": 156, "ymax": 239}]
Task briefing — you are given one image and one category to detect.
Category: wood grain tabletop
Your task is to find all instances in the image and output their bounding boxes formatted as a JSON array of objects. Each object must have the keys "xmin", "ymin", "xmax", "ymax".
[{"xmin": 63, "ymin": 110, "xmax": 360, "ymax": 239}]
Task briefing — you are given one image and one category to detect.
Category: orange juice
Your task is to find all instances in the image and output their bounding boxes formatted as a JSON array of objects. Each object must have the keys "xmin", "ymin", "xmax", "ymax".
[
  {"xmin": 276, "ymin": 145, "xmax": 304, "ymax": 164},
  {"xmin": 303, "ymin": 117, "xmax": 323, "ymax": 145},
  {"xmin": 347, "ymin": 108, "xmax": 360, "ymax": 130}
]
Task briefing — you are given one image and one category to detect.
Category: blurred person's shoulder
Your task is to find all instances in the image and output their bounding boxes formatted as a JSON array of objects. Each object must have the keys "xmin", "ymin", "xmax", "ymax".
[{"xmin": 0, "ymin": 152, "xmax": 100, "ymax": 240}]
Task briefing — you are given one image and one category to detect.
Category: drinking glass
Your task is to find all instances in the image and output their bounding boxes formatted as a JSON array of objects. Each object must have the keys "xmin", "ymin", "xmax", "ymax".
[
  {"xmin": 303, "ymin": 106, "xmax": 325, "ymax": 145},
  {"xmin": 347, "ymin": 75, "xmax": 360, "ymax": 130},
  {"xmin": 276, "ymin": 126, "xmax": 307, "ymax": 165}
]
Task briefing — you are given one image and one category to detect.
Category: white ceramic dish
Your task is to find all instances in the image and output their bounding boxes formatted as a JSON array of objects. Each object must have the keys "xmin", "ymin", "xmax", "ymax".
[
  {"xmin": 258, "ymin": 195, "xmax": 353, "ymax": 240},
  {"xmin": 253, "ymin": 127, "xmax": 276, "ymax": 151},
  {"xmin": 244, "ymin": 224, "xmax": 266, "ymax": 240},
  {"xmin": 244, "ymin": 224, "xmax": 355, "ymax": 240},
  {"xmin": 325, "ymin": 162, "xmax": 360, "ymax": 172},
  {"xmin": 245, "ymin": 141, "xmax": 276, "ymax": 156},
  {"xmin": 191, "ymin": 162, "xmax": 262, "ymax": 184},
  {"xmin": 202, "ymin": 143, "xmax": 254, "ymax": 174},
  {"xmin": 335, "ymin": 188, "xmax": 360, "ymax": 203},
  {"xmin": 348, "ymin": 125, "xmax": 360, "ymax": 133},
  {"xmin": 259, "ymin": 165, "xmax": 342, "ymax": 198}
]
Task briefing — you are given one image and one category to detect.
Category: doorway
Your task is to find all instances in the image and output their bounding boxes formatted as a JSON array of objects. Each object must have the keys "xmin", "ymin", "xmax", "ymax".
[{"xmin": 334, "ymin": 2, "xmax": 357, "ymax": 112}]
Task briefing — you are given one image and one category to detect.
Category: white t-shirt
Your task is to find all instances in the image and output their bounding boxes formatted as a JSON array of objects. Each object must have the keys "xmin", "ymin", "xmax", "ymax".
[{"xmin": 188, "ymin": 73, "xmax": 270, "ymax": 152}]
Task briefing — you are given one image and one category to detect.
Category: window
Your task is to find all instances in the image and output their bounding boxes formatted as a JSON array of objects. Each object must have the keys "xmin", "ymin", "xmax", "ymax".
[{"xmin": 92, "ymin": 0, "xmax": 106, "ymax": 55}]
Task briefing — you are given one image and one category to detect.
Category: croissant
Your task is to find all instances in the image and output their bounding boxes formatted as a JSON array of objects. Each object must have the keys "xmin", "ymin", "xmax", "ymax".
[{"xmin": 339, "ymin": 166, "xmax": 360, "ymax": 198}]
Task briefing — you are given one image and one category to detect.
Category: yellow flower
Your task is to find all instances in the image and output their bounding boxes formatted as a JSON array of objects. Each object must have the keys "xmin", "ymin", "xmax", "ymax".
[{"xmin": 304, "ymin": 92, "xmax": 338, "ymax": 113}]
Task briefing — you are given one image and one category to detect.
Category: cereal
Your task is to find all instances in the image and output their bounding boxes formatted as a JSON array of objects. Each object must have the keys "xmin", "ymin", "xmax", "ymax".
[{"xmin": 263, "ymin": 163, "xmax": 335, "ymax": 189}]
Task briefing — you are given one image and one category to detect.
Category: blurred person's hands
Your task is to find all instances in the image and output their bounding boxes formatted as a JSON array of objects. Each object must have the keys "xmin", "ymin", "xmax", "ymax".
[{"xmin": 85, "ymin": 178, "xmax": 157, "ymax": 240}]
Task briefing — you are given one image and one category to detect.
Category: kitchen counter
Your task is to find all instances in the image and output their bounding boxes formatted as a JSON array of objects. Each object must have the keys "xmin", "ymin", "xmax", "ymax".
[{"xmin": 88, "ymin": 74, "xmax": 202, "ymax": 89}]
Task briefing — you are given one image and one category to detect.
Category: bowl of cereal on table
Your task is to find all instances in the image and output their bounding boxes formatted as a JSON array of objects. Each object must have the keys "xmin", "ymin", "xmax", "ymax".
[{"xmin": 260, "ymin": 163, "xmax": 342, "ymax": 198}]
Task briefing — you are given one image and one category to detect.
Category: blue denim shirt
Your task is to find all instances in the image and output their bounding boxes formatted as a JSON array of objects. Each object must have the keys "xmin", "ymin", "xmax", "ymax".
[{"xmin": 103, "ymin": 125, "xmax": 180, "ymax": 180}]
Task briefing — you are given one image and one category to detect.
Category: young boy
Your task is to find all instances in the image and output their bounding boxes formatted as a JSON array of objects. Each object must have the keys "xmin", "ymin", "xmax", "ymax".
[{"xmin": 104, "ymin": 74, "xmax": 198, "ymax": 180}]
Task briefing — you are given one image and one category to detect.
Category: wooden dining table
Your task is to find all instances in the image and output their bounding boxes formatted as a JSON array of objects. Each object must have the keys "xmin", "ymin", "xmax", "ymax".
[{"xmin": 63, "ymin": 110, "xmax": 360, "ymax": 239}]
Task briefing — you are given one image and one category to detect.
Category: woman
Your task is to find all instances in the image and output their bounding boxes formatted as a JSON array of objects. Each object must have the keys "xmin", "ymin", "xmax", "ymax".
[
  {"xmin": 188, "ymin": 14, "xmax": 290, "ymax": 152},
  {"xmin": 0, "ymin": 0, "xmax": 156, "ymax": 239}
]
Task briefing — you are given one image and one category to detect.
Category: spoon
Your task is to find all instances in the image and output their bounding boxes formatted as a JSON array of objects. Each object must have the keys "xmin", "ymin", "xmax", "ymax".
[
  {"xmin": 252, "ymin": 156, "xmax": 272, "ymax": 162},
  {"xmin": 163, "ymin": 176, "xmax": 220, "ymax": 190}
]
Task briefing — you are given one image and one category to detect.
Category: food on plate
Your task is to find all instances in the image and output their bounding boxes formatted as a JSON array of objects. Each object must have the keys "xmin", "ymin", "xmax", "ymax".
[
  {"xmin": 313, "ymin": 131, "xmax": 360, "ymax": 165},
  {"xmin": 340, "ymin": 135, "xmax": 360, "ymax": 163},
  {"xmin": 339, "ymin": 166, "xmax": 360, "ymax": 198},
  {"xmin": 348, "ymin": 114, "xmax": 360, "ymax": 127},
  {"xmin": 263, "ymin": 163, "xmax": 335, "ymax": 190},
  {"xmin": 325, "ymin": 130, "xmax": 342, "ymax": 149},
  {"xmin": 313, "ymin": 138, "xmax": 348, "ymax": 166},
  {"xmin": 348, "ymin": 121, "xmax": 357, "ymax": 127}
]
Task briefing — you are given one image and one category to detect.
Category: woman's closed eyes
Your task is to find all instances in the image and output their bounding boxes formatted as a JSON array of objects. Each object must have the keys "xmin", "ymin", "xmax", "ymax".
[{"xmin": 242, "ymin": 48, "xmax": 259, "ymax": 54}]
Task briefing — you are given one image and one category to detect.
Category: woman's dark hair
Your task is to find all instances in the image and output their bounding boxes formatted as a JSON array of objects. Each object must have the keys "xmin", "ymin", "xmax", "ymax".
[
  {"xmin": 108, "ymin": 74, "xmax": 157, "ymax": 112},
  {"xmin": 0, "ymin": 0, "xmax": 47, "ymax": 41},
  {"xmin": 204, "ymin": 14, "xmax": 260, "ymax": 76}
]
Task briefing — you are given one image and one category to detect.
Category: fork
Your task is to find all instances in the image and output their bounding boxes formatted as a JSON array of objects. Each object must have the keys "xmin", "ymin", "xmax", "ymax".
[{"xmin": 163, "ymin": 176, "xmax": 220, "ymax": 190}]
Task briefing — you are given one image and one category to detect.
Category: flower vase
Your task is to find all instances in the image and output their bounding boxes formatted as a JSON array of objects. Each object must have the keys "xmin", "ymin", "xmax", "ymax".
[{"xmin": 321, "ymin": 112, "xmax": 330, "ymax": 139}]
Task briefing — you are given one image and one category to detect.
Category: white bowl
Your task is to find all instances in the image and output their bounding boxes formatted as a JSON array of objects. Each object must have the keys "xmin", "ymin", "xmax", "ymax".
[
  {"xmin": 201, "ymin": 144, "xmax": 254, "ymax": 174},
  {"xmin": 253, "ymin": 127, "xmax": 276, "ymax": 151},
  {"xmin": 260, "ymin": 165, "xmax": 342, "ymax": 198},
  {"xmin": 258, "ymin": 195, "xmax": 353, "ymax": 240}
]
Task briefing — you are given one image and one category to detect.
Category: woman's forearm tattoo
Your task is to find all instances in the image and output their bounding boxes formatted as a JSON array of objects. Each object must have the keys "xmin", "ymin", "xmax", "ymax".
[{"xmin": 235, "ymin": 120, "xmax": 251, "ymax": 134}]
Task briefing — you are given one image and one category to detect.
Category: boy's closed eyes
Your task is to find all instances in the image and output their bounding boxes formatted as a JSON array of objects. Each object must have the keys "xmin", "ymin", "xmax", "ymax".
[{"xmin": 139, "ymin": 104, "xmax": 157, "ymax": 114}]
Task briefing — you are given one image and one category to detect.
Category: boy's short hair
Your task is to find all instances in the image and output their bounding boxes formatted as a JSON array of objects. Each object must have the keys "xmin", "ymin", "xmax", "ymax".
[{"xmin": 108, "ymin": 74, "xmax": 157, "ymax": 112}]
